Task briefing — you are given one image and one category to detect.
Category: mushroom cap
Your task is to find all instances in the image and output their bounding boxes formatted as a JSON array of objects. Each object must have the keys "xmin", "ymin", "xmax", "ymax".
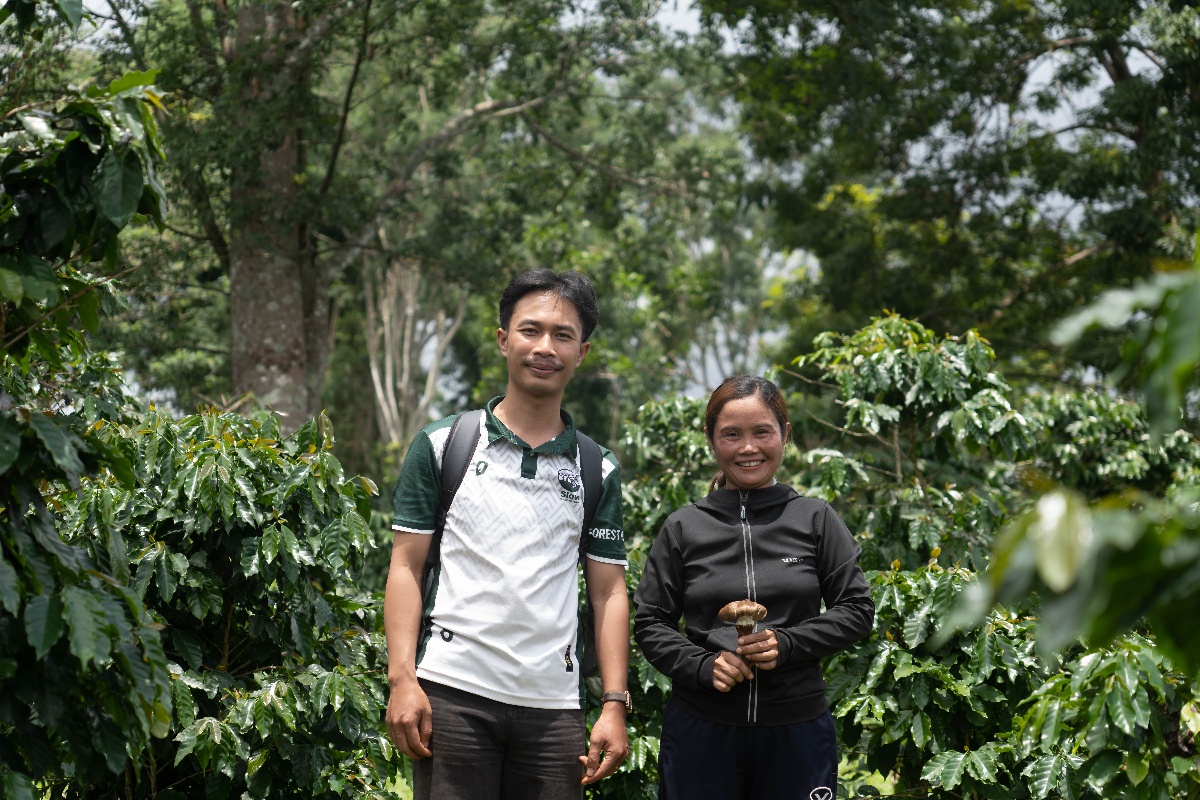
[{"xmin": 718, "ymin": 599, "xmax": 767, "ymax": 622}]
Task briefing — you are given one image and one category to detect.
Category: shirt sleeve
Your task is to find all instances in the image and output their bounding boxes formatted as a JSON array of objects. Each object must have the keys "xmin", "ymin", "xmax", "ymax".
[
  {"xmin": 584, "ymin": 449, "xmax": 626, "ymax": 565},
  {"xmin": 772, "ymin": 502, "xmax": 875, "ymax": 665},
  {"xmin": 390, "ymin": 429, "xmax": 441, "ymax": 534},
  {"xmin": 633, "ymin": 516, "xmax": 718, "ymax": 691}
]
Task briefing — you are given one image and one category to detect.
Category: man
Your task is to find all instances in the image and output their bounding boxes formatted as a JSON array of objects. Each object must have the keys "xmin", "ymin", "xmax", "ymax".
[{"xmin": 384, "ymin": 269, "xmax": 630, "ymax": 799}]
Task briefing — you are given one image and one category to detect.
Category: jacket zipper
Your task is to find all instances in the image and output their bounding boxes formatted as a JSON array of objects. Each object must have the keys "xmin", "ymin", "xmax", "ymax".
[{"xmin": 739, "ymin": 491, "xmax": 758, "ymax": 724}]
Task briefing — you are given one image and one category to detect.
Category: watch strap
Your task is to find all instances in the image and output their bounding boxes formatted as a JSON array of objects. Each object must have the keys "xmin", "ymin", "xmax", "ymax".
[{"xmin": 601, "ymin": 690, "xmax": 631, "ymax": 711}]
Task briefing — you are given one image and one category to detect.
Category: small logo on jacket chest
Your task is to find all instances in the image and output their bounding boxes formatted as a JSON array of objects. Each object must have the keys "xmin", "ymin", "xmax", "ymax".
[{"xmin": 782, "ymin": 556, "xmax": 804, "ymax": 564}]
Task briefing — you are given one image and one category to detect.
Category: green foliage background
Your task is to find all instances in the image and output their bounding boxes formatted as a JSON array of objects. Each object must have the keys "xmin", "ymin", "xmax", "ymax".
[{"xmin": 4, "ymin": 1, "xmax": 1200, "ymax": 799}]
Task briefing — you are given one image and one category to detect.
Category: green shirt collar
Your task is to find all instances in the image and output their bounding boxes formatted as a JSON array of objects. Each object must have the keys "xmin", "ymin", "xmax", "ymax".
[{"xmin": 484, "ymin": 396, "xmax": 578, "ymax": 455}]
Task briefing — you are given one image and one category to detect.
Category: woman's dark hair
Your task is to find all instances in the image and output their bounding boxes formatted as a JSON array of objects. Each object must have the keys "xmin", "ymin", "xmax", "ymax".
[
  {"xmin": 498, "ymin": 269, "xmax": 600, "ymax": 342},
  {"xmin": 704, "ymin": 375, "xmax": 791, "ymax": 492}
]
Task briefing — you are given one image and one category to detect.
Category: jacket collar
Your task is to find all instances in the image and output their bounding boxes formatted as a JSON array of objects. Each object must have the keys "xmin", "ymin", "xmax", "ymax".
[{"xmin": 695, "ymin": 483, "xmax": 798, "ymax": 520}]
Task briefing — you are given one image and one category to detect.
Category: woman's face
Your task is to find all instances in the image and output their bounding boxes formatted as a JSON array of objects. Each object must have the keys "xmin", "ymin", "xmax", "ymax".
[{"xmin": 708, "ymin": 395, "xmax": 789, "ymax": 490}]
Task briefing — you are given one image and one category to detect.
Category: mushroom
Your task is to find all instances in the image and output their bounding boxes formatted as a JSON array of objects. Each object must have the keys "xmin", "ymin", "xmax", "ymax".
[{"xmin": 718, "ymin": 599, "xmax": 768, "ymax": 638}]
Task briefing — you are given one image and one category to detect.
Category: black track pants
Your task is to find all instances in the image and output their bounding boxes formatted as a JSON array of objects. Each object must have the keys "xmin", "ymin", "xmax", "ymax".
[{"xmin": 658, "ymin": 699, "xmax": 838, "ymax": 800}]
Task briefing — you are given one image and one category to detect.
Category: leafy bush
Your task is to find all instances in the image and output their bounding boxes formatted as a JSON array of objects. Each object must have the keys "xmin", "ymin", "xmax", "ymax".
[
  {"xmin": 789, "ymin": 314, "xmax": 1031, "ymax": 570},
  {"xmin": 55, "ymin": 408, "xmax": 396, "ymax": 800},
  {"xmin": 2, "ymin": 8, "xmax": 174, "ymax": 793},
  {"xmin": 833, "ymin": 564, "xmax": 1200, "ymax": 799}
]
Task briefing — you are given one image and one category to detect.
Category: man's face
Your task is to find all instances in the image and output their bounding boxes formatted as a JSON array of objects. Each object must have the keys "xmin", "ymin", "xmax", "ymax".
[{"xmin": 497, "ymin": 290, "xmax": 590, "ymax": 400}]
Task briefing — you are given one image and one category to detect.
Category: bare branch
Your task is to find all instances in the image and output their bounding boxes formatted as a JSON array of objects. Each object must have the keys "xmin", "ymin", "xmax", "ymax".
[
  {"xmin": 179, "ymin": 167, "xmax": 231, "ymax": 274},
  {"xmin": 183, "ymin": 0, "xmax": 221, "ymax": 72},
  {"xmin": 105, "ymin": 0, "xmax": 148, "ymax": 71},
  {"xmin": 263, "ymin": 4, "xmax": 358, "ymax": 100},
  {"xmin": 328, "ymin": 93, "xmax": 564, "ymax": 275},
  {"xmin": 317, "ymin": 0, "xmax": 372, "ymax": 202},
  {"xmin": 1012, "ymin": 35, "xmax": 1096, "ymax": 68},
  {"xmin": 521, "ymin": 112, "xmax": 666, "ymax": 192},
  {"xmin": 990, "ymin": 242, "xmax": 1114, "ymax": 323},
  {"xmin": 778, "ymin": 366, "xmax": 839, "ymax": 391},
  {"xmin": 1125, "ymin": 41, "xmax": 1167, "ymax": 73},
  {"xmin": 0, "ymin": 39, "xmax": 36, "ymax": 103}
]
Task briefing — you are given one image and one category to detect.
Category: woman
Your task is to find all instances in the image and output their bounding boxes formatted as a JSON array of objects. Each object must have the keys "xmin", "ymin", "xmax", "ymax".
[{"xmin": 633, "ymin": 375, "xmax": 875, "ymax": 800}]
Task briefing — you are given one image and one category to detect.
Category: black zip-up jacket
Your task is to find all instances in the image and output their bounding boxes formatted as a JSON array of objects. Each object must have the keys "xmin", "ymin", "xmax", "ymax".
[{"xmin": 633, "ymin": 484, "xmax": 874, "ymax": 726}]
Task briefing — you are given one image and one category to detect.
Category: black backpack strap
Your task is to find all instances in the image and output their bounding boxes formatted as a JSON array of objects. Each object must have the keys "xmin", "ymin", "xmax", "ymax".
[
  {"xmin": 420, "ymin": 409, "xmax": 483, "ymax": 638},
  {"xmin": 576, "ymin": 431, "xmax": 603, "ymax": 676},
  {"xmin": 577, "ymin": 431, "xmax": 603, "ymax": 560}
]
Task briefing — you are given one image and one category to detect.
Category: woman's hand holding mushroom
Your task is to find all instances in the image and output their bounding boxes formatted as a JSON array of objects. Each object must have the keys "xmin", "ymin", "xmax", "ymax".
[
  {"xmin": 711, "ymin": 651, "xmax": 754, "ymax": 692},
  {"xmin": 737, "ymin": 628, "xmax": 779, "ymax": 670}
]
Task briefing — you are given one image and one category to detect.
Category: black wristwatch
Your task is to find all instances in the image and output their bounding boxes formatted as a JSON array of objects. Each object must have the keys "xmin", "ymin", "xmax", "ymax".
[{"xmin": 601, "ymin": 690, "xmax": 631, "ymax": 712}]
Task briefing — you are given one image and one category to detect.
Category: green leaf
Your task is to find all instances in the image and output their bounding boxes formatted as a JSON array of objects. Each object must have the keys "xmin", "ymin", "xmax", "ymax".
[
  {"xmin": 1182, "ymin": 702, "xmax": 1200, "ymax": 738},
  {"xmin": 0, "ymin": 414, "xmax": 21, "ymax": 476},
  {"xmin": 1107, "ymin": 687, "xmax": 1137, "ymax": 736},
  {"xmin": 106, "ymin": 69, "xmax": 160, "ymax": 96},
  {"xmin": 1084, "ymin": 750, "xmax": 1123, "ymax": 794},
  {"xmin": 966, "ymin": 747, "xmax": 1001, "ymax": 783},
  {"xmin": 63, "ymin": 585, "xmax": 110, "ymax": 668},
  {"xmin": 922, "ymin": 751, "xmax": 968, "ymax": 789},
  {"xmin": 1171, "ymin": 756, "xmax": 1196, "ymax": 776},
  {"xmin": 1024, "ymin": 754, "xmax": 1063, "ymax": 800},
  {"xmin": 76, "ymin": 289, "xmax": 101, "ymax": 332},
  {"xmin": 94, "ymin": 149, "xmax": 144, "ymax": 228},
  {"xmin": 864, "ymin": 645, "xmax": 893, "ymax": 689},
  {"xmin": 262, "ymin": 525, "xmax": 280, "ymax": 563},
  {"xmin": 911, "ymin": 710, "xmax": 932, "ymax": 751},
  {"xmin": 1039, "ymin": 698, "xmax": 1064, "ymax": 752},
  {"xmin": 329, "ymin": 671, "xmax": 345, "ymax": 712},
  {"xmin": 0, "ymin": 267, "xmax": 23, "ymax": 303},
  {"xmin": 969, "ymin": 627, "xmax": 998, "ymax": 680},
  {"xmin": 24, "ymin": 593, "xmax": 65, "ymax": 659},
  {"xmin": 106, "ymin": 521, "xmax": 130, "ymax": 584},
  {"xmin": 18, "ymin": 113, "xmax": 55, "ymax": 141},
  {"xmin": 156, "ymin": 547, "xmax": 178, "ymax": 601},
  {"xmin": 93, "ymin": 715, "xmax": 126, "ymax": 773},
  {"xmin": 1126, "ymin": 751, "xmax": 1150, "ymax": 786},
  {"xmin": 173, "ymin": 630, "xmax": 204, "ymax": 671},
  {"xmin": 0, "ymin": 550, "xmax": 20, "ymax": 614},
  {"xmin": 903, "ymin": 602, "xmax": 932, "ymax": 647},
  {"xmin": 1028, "ymin": 489, "xmax": 1092, "ymax": 592},
  {"xmin": 50, "ymin": 0, "xmax": 83, "ymax": 27},
  {"xmin": 240, "ymin": 537, "xmax": 261, "ymax": 577},
  {"xmin": 174, "ymin": 725, "xmax": 199, "ymax": 765},
  {"xmin": 173, "ymin": 678, "xmax": 196, "ymax": 728},
  {"xmin": 2, "ymin": 769, "xmax": 35, "ymax": 800},
  {"xmin": 29, "ymin": 413, "xmax": 84, "ymax": 480},
  {"xmin": 246, "ymin": 750, "xmax": 268, "ymax": 778}
]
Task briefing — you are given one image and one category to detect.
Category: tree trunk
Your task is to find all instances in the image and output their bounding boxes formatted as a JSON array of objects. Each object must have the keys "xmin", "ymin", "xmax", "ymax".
[
  {"xmin": 364, "ymin": 252, "xmax": 466, "ymax": 451},
  {"xmin": 226, "ymin": 3, "xmax": 327, "ymax": 432}
]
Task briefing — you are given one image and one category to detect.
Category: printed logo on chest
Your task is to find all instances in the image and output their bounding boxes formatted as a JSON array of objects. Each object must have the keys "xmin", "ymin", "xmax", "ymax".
[{"xmin": 558, "ymin": 468, "xmax": 582, "ymax": 503}]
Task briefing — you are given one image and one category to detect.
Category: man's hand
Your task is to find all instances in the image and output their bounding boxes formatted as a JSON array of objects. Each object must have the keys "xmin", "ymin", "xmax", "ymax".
[
  {"xmin": 737, "ymin": 629, "xmax": 780, "ymax": 671},
  {"xmin": 711, "ymin": 651, "xmax": 754, "ymax": 692},
  {"xmin": 386, "ymin": 679, "xmax": 433, "ymax": 760},
  {"xmin": 579, "ymin": 703, "xmax": 629, "ymax": 785}
]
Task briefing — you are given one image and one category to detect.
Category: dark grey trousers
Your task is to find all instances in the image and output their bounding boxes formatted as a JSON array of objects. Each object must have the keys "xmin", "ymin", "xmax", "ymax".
[{"xmin": 411, "ymin": 679, "xmax": 586, "ymax": 800}]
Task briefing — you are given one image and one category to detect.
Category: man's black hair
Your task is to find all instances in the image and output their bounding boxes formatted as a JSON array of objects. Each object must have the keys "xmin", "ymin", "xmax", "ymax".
[{"xmin": 498, "ymin": 269, "xmax": 600, "ymax": 342}]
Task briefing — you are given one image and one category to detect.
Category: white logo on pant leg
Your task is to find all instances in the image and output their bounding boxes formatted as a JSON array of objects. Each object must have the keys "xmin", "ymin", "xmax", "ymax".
[{"xmin": 809, "ymin": 789, "xmax": 833, "ymax": 800}]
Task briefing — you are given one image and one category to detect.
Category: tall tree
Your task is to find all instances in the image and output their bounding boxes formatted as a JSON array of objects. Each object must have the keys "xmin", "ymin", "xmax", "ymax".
[
  {"xmin": 699, "ymin": 0, "xmax": 1200, "ymax": 371},
  {"xmin": 95, "ymin": 0, "xmax": 705, "ymax": 432}
]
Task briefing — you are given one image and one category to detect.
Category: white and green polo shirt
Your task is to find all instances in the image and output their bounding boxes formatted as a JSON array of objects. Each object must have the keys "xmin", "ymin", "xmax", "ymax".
[{"xmin": 390, "ymin": 398, "xmax": 626, "ymax": 709}]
